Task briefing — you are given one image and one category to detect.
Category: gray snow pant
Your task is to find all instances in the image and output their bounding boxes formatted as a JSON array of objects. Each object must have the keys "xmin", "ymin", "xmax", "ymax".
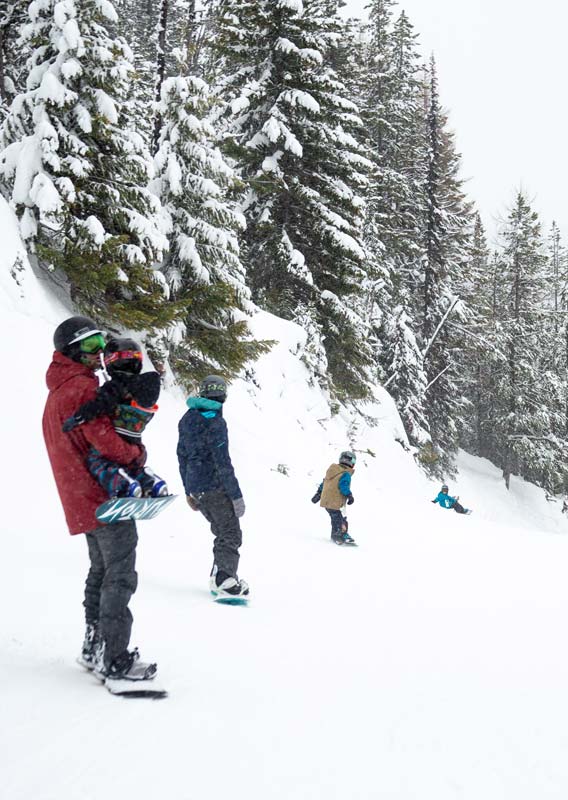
[
  {"xmin": 83, "ymin": 520, "xmax": 138, "ymax": 667},
  {"xmin": 193, "ymin": 489, "xmax": 242, "ymax": 577},
  {"xmin": 326, "ymin": 508, "xmax": 347, "ymax": 540}
]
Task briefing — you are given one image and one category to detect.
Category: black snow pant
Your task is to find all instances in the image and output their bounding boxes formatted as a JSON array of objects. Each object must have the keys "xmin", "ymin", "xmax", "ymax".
[
  {"xmin": 326, "ymin": 508, "xmax": 347, "ymax": 540},
  {"xmin": 453, "ymin": 501, "xmax": 467, "ymax": 514},
  {"xmin": 193, "ymin": 489, "xmax": 242, "ymax": 578},
  {"xmin": 84, "ymin": 520, "xmax": 138, "ymax": 668}
]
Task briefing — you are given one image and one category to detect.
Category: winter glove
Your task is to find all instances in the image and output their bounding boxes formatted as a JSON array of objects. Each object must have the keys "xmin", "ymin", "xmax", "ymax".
[
  {"xmin": 431, "ymin": 499, "xmax": 437, "ymax": 503},
  {"xmin": 232, "ymin": 497, "xmax": 246, "ymax": 518},
  {"xmin": 347, "ymin": 494, "xmax": 355, "ymax": 505},
  {"xmin": 62, "ymin": 414, "xmax": 85, "ymax": 432},
  {"xmin": 311, "ymin": 489, "xmax": 322, "ymax": 504},
  {"xmin": 186, "ymin": 495, "xmax": 199, "ymax": 511}
]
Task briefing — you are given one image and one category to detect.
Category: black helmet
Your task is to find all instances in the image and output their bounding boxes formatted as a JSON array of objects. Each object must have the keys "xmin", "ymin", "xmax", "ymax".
[
  {"xmin": 53, "ymin": 316, "xmax": 103, "ymax": 353},
  {"xmin": 339, "ymin": 450, "xmax": 356, "ymax": 467},
  {"xmin": 199, "ymin": 375, "xmax": 227, "ymax": 402},
  {"xmin": 441, "ymin": 484, "xmax": 449, "ymax": 492},
  {"xmin": 104, "ymin": 337, "xmax": 143, "ymax": 375}
]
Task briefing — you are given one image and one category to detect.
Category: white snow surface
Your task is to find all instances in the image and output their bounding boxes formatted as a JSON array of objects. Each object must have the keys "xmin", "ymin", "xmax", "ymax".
[{"xmin": 2, "ymin": 196, "xmax": 568, "ymax": 798}]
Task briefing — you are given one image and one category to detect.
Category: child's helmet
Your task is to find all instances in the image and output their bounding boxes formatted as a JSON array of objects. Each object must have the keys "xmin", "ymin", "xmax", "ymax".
[
  {"xmin": 104, "ymin": 337, "xmax": 143, "ymax": 375},
  {"xmin": 441, "ymin": 484, "xmax": 449, "ymax": 492},
  {"xmin": 199, "ymin": 375, "xmax": 227, "ymax": 402},
  {"xmin": 339, "ymin": 451, "xmax": 356, "ymax": 467}
]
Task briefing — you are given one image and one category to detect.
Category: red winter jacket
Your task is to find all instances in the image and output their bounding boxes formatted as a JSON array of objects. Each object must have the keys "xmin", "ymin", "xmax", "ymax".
[{"xmin": 42, "ymin": 352, "xmax": 144, "ymax": 534}]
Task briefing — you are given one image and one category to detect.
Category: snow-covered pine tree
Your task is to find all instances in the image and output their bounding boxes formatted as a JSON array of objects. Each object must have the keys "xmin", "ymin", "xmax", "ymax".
[
  {"xmin": 383, "ymin": 297, "xmax": 431, "ymax": 448},
  {"xmin": 457, "ymin": 213, "xmax": 505, "ymax": 459},
  {"xmin": 420, "ymin": 56, "xmax": 472, "ymax": 476},
  {"xmin": 213, "ymin": 0, "xmax": 374, "ymax": 400},
  {"xmin": 355, "ymin": 2, "xmax": 428, "ymax": 435},
  {"xmin": 0, "ymin": 0, "xmax": 172, "ymax": 330},
  {"xmin": 0, "ymin": 1, "xmax": 28, "ymax": 116},
  {"xmin": 494, "ymin": 192, "xmax": 564, "ymax": 490},
  {"xmin": 153, "ymin": 73, "xmax": 267, "ymax": 381}
]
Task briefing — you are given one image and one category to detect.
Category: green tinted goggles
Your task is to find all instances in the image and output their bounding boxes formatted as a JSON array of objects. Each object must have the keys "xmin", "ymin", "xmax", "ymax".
[{"xmin": 79, "ymin": 333, "xmax": 106, "ymax": 354}]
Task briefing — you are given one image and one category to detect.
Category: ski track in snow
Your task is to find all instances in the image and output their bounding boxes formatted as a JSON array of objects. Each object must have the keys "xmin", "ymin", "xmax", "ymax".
[{"xmin": 2, "ymin": 196, "xmax": 568, "ymax": 798}]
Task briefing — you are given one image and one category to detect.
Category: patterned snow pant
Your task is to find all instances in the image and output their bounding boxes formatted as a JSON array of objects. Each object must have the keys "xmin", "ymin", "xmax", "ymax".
[
  {"xmin": 86, "ymin": 448, "xmax": 157, "ymax": 497},
  {"xmin": 326, "ymin": 508, "xmax": 348, "ymax": 541},
  {"xmin": 84, "ymin": 520, "xmax": 138, "ymax": 668},
  {"xmin": 192, "ymin": 489, "xmax": 242, "ymax": 578}
]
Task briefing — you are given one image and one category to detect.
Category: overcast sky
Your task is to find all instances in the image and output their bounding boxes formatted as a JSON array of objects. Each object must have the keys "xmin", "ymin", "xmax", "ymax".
[{"xmin": 341, "ymin": 0, "xmax": 568, "ymax": 244}]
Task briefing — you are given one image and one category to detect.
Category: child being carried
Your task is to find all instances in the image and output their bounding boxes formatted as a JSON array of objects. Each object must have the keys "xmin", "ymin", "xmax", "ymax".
[{"xmin": 63, "ymin": 337, "xmax": 168, "ymax": 499}]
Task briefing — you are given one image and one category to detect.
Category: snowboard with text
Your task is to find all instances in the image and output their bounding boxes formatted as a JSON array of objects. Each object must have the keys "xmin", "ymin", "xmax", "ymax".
[{"xmin": 96, "ymin": 494, "xmax": 177, "ymax": 524}]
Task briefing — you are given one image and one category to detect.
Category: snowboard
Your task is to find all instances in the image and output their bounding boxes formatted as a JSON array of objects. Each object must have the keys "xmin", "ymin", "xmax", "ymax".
[
  {"xmin": 104, "ymin": 677, "xmax": 168, "ymax": 699},
  {"xmin": 96, "ymin": 494, "xmax": 177, "ymax": 524},
  {"xmin": 211, "ymin": 591, "xmax": 249, "ymax": 606}
]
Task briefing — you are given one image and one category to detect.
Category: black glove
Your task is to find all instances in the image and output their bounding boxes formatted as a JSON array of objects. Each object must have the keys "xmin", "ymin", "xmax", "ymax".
[
  {"xmin": 62, "ymin": 414, "xmax": 84, "ymax": 432},
  {"xmin": 347, "ymin": 494, "xmax": 354, "ymax": 505},
  {"xmin": 311, "ymin": 490, "xmax": 322, "ymax": 504},
  {"xmin": 186, "ymin": 495, "xmax": 199, "ymax": 511},
  {"xmin": 431, "ymin": 500, "xmax": 436, "ymax": 503}
]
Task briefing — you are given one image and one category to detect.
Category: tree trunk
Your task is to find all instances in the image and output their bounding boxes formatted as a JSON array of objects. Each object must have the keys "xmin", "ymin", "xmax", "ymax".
[{"xmin": 152, "ymin": 0, "xmax": 169, "ymax": 154}]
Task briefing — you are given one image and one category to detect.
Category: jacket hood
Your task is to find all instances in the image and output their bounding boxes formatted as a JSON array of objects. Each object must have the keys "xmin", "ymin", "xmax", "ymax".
[
  {"xmin": 45, "ymin": 350, "xmax": 95, "ymax": 391},
  {"xmin": 186, "ymin": 396, "xmax": 223, "ymax": 412},
  {"xmin": 326, "ymin": 463, "xmax": 354, "ymax": 478}
]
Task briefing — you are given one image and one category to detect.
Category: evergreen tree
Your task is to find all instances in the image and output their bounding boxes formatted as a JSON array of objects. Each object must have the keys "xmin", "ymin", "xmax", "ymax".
[
  {"xmin": 420, "ymin": 56, "xmax": 472, "ymax": 475},
  {"xmin": 383, "ymin": 297, "xmax": 431, "ymax": 448},
  {"xmin": 153, "ymin": 74, "xmax": 267, "ymax": 381},
  {"xmin": 0, "ymin": 0, "xmax": 172, "ymax": 329},
  {"xmin": 356, "ymin": 3, "xmax": 428, "ymax": 433},
  {"xmin": 494, "ymin": 192, "xmax": 563, "ymax": 490},
  {"xmin": 213, "ymin": 0, "xmax": 374, "ymax": 400},
  {"xmin": 456, "ymin": 213, "xmax": 516, "ymax": 469},
  {"xmin": 0, "ymin": 1, "xmax": 28, "ymax": 117}
]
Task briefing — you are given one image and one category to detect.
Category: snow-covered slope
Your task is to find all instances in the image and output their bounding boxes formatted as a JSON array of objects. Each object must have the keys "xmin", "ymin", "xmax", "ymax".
[{"xmin": 2, "ymin": 195, "xmax": 568, "ymax": 800}]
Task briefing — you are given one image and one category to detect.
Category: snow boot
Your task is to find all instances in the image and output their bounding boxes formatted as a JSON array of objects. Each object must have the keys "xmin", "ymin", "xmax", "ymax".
[
  {"xmin": 94, "ymin": 643, "xmax": 157, "ymax": 682},
  {"xmin": 209, "ymin": 567, "xmax": 250, "ymax": 599},
  {"xmin": 77, "ymin": 622, "xmax": 100, "ymax": 670},
  {"xmin": 137, "ymin": 467, "xmax": 169, "ymax": 498},
  {"xmin": 115, "ymin": 468, "xmax": 142, "ymax": 498}
]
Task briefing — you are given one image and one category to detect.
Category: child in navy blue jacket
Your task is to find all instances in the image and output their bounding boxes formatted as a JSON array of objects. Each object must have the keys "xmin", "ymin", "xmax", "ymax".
[{"xmin": 177, "ymin": 375, "xmax": 249, "ymax": 600}]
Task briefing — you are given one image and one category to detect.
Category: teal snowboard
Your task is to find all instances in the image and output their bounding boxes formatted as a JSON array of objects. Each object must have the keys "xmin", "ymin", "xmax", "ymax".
[
  {"xmin": 211, "ymin": 593, "xmax": 249, "ymax": 606},
  {"xmin": 96, "ymin": 494, "xmax": 177, "ymax": 524}
]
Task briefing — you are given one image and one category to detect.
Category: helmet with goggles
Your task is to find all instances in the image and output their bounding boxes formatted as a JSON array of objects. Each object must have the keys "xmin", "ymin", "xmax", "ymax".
[
  {"xmin": 339, "ymin": 450, "xmax": 356, "ymax": 467},
  {"xmin": 54, "ymin": 316, "xmax": 104, "ymax": 354},
  {"xmin": 104, "ymin": 337, "xmax": 143, "ymax": 376},
  {"xmin": 199, "ymin": 375, "xmax": 227, "ymax": 402}
]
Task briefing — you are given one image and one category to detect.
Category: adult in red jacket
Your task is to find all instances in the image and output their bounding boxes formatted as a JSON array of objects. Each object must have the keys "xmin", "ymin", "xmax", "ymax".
[{"xmin": 43, "ymin": 316, "xmax": 157, "ymax": 682}]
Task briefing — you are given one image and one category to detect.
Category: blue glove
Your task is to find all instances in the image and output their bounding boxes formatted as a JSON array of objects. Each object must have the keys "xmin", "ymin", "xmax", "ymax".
[{"xmin": 232, "ymin": 497, "xmax": 245, "ymax": 518}]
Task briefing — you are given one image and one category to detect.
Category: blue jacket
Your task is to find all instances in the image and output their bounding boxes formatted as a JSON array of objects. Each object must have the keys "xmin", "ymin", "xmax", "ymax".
[
  {"xmin": 433, "ymin": 492, "xmax": 456, "ymax": 509},
  {"xmin": 177, "ymin": 397, "xmax": 242, "ymax": 500}
]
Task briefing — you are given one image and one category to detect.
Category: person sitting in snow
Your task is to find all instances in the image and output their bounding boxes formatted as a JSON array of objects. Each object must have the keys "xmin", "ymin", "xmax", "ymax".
[
  {"xmin": 177, "ymin": 375, "xmax": 249, "ymax": 601},
  {"xmin": 62, "ymin": 336, "xmax": 168, "ymax": 499},
  {"xmin": 431, "ymin": 484, "xmax": 471, "ymax": 514},
  {"xmin": 312, "ymin": 451, "xmax": 357, "ymax": 545}
]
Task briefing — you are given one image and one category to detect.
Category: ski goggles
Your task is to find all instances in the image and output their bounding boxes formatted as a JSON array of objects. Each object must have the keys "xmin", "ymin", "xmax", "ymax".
[
  {"xmin": 104, "ymin": 350, "xmax": 143, "ymax": 367},
  {"xmin": 79, "ymin": 333, "xmax": 106, "ymax": 354}
]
